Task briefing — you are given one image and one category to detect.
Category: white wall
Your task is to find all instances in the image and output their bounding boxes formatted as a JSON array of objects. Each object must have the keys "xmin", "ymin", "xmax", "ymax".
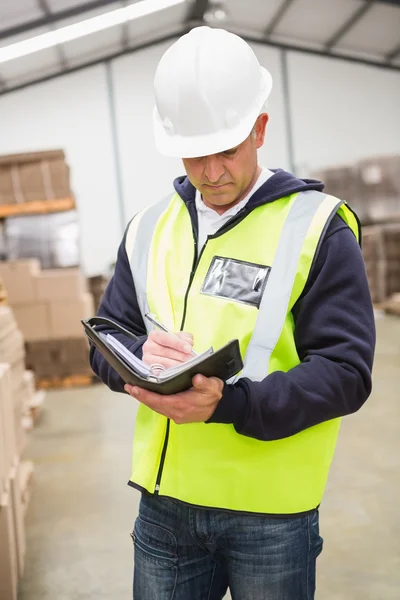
[
  {"xmin": 0, "ymin": 66, "xmax": 122, "ymax": 276},
  {"xmin": 287, "ymin": 52, "xmax": 400, "ymax": 174},
  {"xmin": 0, "ymin": 40, "xmax": 399, "ymax": 274}
]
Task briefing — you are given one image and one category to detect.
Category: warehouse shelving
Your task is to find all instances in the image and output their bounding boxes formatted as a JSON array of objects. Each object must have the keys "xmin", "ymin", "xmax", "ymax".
[{"xmin": 0, "ymin": 196, "xmax": 75, "ymax": 219}]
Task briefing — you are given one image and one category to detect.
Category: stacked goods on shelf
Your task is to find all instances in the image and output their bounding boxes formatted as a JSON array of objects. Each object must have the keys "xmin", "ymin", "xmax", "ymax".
[
  {"xmin": 312, "ymin": 156, "xmax": 400, "ymax": 304},
  {"xmin": 5, "ymin": 211, "xmax": 80, "ymax": 269},
  {"xmin": 0, "ymin": 149, "xmax": 73, "ymax": 210},
  {"xmin": 0, "ymin": 149, "xmax": 79, "ymax": 269},
  {"xmin": 384, "ymin": 293, "xmax": 400, "ymax": 316},
  {"xmin": 358, "ymin": 156, "xmax": 400, "ymax": 224},
  {"xmin": 381, "ymin": 225, "xmax": 400, "ymax": 298},
  {"xmin": 0, "ymin": 365, "xmax": 29, "ymax": 600},
  {"xmin": 0, "ymin": 275, "xmax": 7, "ymax": 305},
  {"xmin": 88, "ymin": 275, "xmax": 110, "ymax": 313},
  {"xmin": 0, "ymin": 260, "xmax": 94, "ymax": 384},
  {"xmin": 0, "ymin": 307, "xmax": 26, "ymax": 455},
  {"xmin": 362, "ymin": 226, "xmax": 387, "ymax": 304},
  {"xmin": 360, "ymin": 224, "xmax": 400, "ymax": 304},
  {"xmin": 312, "ymin": 155, "xmax": 400, "ymax": 225}
]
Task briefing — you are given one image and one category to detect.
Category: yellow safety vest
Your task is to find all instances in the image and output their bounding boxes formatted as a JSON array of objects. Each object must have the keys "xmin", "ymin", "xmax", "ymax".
[{"xmin": 125, "ymin": 189, "xmax": 360, "ymax": 514}]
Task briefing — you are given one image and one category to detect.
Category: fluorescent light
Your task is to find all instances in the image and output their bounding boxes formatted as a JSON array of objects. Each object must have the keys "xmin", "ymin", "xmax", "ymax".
[{"xmin": 0, "ymin": 0, "xmax": 186, "ymax": 64}]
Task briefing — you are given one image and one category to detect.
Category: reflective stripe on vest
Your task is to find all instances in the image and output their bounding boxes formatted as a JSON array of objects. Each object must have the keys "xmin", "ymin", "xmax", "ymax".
[
  {"xmin": 125, "ymin": 194, "xmax": 174, "ymax": 329},
  {"xmin": 239, "ymin": 191, "xmax": 342, "ymax": 381}
]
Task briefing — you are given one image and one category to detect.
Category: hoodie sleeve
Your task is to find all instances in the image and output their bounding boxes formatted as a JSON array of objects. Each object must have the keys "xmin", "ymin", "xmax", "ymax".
[
  {"xmin": 89, "ymin": 226, "xmax": 148, "ymax": 393},
  {"xmin": 207, "ymin": 215, "xmax": 376, "ymax": 440}
]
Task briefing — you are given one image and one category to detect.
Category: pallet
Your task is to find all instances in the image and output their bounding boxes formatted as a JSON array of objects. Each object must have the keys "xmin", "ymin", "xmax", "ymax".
[
  {"xmin": 37, "ymin": 374, "xmax": 94, "ymax": 390},
  {"xmin": 0, "ymin": 196, "xmax": 75, "ymax": 218},
  {"xmin": 384, "ymin": 296, "xmax": 400, "ymax": 316}
]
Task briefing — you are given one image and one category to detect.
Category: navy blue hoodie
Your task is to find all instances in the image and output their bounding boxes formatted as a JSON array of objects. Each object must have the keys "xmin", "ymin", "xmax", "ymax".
[{"xmin": 90, "ymin": 170, "xmax": 375, "ymax": 441}]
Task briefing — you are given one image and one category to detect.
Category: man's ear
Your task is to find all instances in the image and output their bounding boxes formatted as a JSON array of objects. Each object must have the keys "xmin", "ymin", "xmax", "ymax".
[{"xmin": 254, "ymin": 113, "xmax": 269, "ymax": 149}]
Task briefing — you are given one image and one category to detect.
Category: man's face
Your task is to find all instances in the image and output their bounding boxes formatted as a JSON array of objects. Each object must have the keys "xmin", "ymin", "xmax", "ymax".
[{"xmin": 182, "ymin": 114, "xmax": 268, "ymax": 213}]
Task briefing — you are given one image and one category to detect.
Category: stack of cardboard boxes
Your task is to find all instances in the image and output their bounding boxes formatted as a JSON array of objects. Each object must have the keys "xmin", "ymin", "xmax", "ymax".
[
  {"xmin": 0, "ymin": 260, "xmax": 94, "ymax": 381},
  {"xmin": 0, "ymin": 353, "xmax": 34, "ymax": 599},
  {"xmin": 0, "ymin": 149, "xmax": 71, "ymax": 206},
  {"xmin": 0, "ymin": 275, "xmax": 7, "ymax": 305},
  {"xmin": 88, "ymin": 274, "xmax": 110, "ymax": 313},
  {"xmin": 312, "ymin": 155, "xmax": 400, "ymax": 226},
  {"xmin": 360, "ymin": 225, "xmax": 400, "ymax": 304},
  {"xmin": 0, "ymin": 304, "xmax": 42, "ymax": 452},
  {"xmin": 312, "ymin": 155, "xmax": 400, "ymax": 304}
]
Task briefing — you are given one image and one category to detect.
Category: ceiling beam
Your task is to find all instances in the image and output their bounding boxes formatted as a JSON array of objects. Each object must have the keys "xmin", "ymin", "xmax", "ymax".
[
  {"xmin": 325, "ymin": 0, "xmax": 374, "ymax": 51},
  {"xmin": 120, "ymin": 0, "xmax": 131, "ymax": 50},
  {"xmin": 186, "ymin": 0, "xmax": 210, "ymax": 22},
  {"xmin": 375, "ymin": 0, "xmax": 400, "ymax": 6},
  {"xmin": 0, "ymin": 73, "xmax": 7, "ymax": 91},
  {"xmin": 0, "ymin": 0, "xmax": 120, "ymax": 41},
  {"xmin": 36, "ymin": 0, "xmax": 69, "ymax": 70},
  {"xmin": 1, "ymin": 26, "xmax": 400, "ymax": 99},
  {"xmin": 385, "ymin": 41, "xmax": 400, "ymax": 61},
  {"xmin": 264, "ymin": 0, "xmax": 296, "ymax": 38}
]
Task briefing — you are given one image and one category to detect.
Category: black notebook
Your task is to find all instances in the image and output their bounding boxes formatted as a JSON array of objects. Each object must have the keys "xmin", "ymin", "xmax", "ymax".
[{"xmin": 82, "ymin": 317, "xmax": 243, "ymax": 395}]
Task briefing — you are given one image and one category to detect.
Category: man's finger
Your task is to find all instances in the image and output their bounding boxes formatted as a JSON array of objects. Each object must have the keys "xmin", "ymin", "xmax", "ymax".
[
  {"xmin": 176, "ymin": 331, "xmax": 194, "ymax": 343},
  {"xmin": 150, "ymin": 330, "xmax": 193, "ymax": 354},
  {"xmin": 192, "ymin": 374, "xmax": 206, "ymax": 388},
  {"xmin": 146, "ymin": 345, "xmax": 194, "ymax": 363},
  {"xmin": 126, "ymin": 384, "xmax": 164, "ymax": 411}
]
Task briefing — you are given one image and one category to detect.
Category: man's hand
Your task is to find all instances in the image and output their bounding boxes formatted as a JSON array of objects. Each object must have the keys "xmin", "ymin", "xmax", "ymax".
[
  {"xmin": 142, "ymin": 330, "xmax": 194, "ymax": 370},
  {"xmin": 124, "ymin": 375, "xmax": 224, "ymax": 424}
]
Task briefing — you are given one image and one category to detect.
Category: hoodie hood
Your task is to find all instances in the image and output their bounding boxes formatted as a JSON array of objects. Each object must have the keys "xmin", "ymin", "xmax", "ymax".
[{"xmin": 173, "ymin": 169, "xmax": 324, "ymax": 210}]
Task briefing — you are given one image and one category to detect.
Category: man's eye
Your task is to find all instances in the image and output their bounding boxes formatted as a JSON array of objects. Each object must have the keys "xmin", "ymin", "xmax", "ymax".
[{"xmin": 224, "ymin": 149, "xmax": 237, "ymax": 157}]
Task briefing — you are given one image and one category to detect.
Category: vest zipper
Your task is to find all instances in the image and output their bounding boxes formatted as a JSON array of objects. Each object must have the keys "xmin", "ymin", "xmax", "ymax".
[
  {"xmin": 154, "ymin": 235, "xmax": 204, "ymax": 495},
  {"xmin": 154, "ymin": 420, "xmax": 170, "ymax": 493}
]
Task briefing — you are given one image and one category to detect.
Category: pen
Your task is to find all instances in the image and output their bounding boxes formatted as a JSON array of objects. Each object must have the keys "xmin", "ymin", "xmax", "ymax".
[{"xmin": 145, "ymin": 313, "xmax": 198, "ymax": 356}]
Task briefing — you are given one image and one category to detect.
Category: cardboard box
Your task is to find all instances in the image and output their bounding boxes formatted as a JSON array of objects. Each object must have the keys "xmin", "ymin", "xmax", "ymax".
[
  {"xmin": 0, "ymin": 260, "xmax": 40, "ymax": 305},
  {"xmin": 0, "ymin": 165, "xmax": 16, "ymax": 205},
  {"xmin": 10, "ymin": 461, "xmax": 25, "ymax": 579},
  {"xmin": 88, "ymin": 275, "xmax": 110, "ymax": 313},
  {"xmin": 25, "ymin": 338, "xmax": 92, "ymax": 379},
  {"xmin": 22, "ymin": 370, "xmax": 35, "ymax": 399},
  {"xmin": 0, "ymin": 371, "xmax": 7, "ymax": 500},
  {"xmin": 35, "ymin": 268, "xmax": 86, "ymax": 301},
  {"xmin": 0, "ymin": 149, "xmax": 71, "ymax": 205},
  {"xmin": 12, "ymin": 302, "xmax": 51, "ymax": 342},
  {"xmin": 0, "ymin": 275, "xmax": 7, "ymax": 304},
  {"xmin": 19, "ymin": 461, "xmax": 34, "ymax": 518},
  {"xmin": 49, "ymin": 292, "xmax": 94, "ymax": 339},
  {"xmin": 13, "ymin": 390, "xmax": 26, "ymax": 456},
  {"xmin": 0, "ymin": 491, "xmax": 18, "ymax": 600},
  {"xmin": 0, "ymin": 365, "xmax": 17, "ymax": 484}
]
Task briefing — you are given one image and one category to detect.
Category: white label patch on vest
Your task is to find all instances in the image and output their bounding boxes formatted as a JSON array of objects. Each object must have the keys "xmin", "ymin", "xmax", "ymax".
[{"xmin": 201, "ymin": 256, "xmax": 271, "ymax": 308}]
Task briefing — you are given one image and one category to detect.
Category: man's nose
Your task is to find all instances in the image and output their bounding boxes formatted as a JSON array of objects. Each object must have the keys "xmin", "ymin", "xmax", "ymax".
[{"xmin": 204, "ymin": 155, "xmax": 225, "ymax": 184}]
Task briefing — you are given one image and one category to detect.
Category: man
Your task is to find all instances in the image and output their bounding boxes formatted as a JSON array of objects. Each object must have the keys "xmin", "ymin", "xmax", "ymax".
[{"xmin": 90, "ymin": 26, "xmax": 375, "ymax": 600}]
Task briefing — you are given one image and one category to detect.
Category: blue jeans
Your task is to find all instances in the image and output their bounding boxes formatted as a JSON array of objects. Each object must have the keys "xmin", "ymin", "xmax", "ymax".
[{"xmin": 132, "ymin": 492, "xmax": 323, "ymax": 599}]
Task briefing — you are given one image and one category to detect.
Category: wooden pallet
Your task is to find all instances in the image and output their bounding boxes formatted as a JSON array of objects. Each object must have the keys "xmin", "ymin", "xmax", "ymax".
[
  {"xmin": 384, "ymin": 294, "xmax": 400, "ymax": 316},
  {"xmin": 37, "ymin": 374, "xmax": 94, "ymax": 390},
  {"xmin": 0, "ymin": 196, "xmax": 75, "ymax": 218}
]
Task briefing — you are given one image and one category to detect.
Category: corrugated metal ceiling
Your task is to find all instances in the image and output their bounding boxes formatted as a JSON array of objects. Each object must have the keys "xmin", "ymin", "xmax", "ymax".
[{"xmin": 0, "ymin": 0, "xmax": 399, "ymax": 94}]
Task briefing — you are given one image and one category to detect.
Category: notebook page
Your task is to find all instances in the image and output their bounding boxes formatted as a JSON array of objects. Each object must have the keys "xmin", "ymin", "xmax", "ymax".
[{"xmin": 103, "ymin": 334, "xmax": 151, "ymax": 377}]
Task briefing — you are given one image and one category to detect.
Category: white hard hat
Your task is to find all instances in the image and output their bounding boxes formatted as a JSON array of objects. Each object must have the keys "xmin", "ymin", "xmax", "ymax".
[{"xmin": 153, "ymin": 26, "xmax": 273, "ymax": 158}]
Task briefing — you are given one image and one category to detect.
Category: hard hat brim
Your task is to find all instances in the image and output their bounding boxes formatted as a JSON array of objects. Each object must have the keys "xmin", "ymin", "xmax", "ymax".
[{"xmin": 153, "ymin": 67, "xmax": 272, "ymax": 159}]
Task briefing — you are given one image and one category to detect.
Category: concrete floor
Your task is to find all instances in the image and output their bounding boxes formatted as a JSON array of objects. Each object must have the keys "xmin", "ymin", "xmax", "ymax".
[{"xmin": 19, "ymin": 315, "xmax": 399, "ymax": 600}]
